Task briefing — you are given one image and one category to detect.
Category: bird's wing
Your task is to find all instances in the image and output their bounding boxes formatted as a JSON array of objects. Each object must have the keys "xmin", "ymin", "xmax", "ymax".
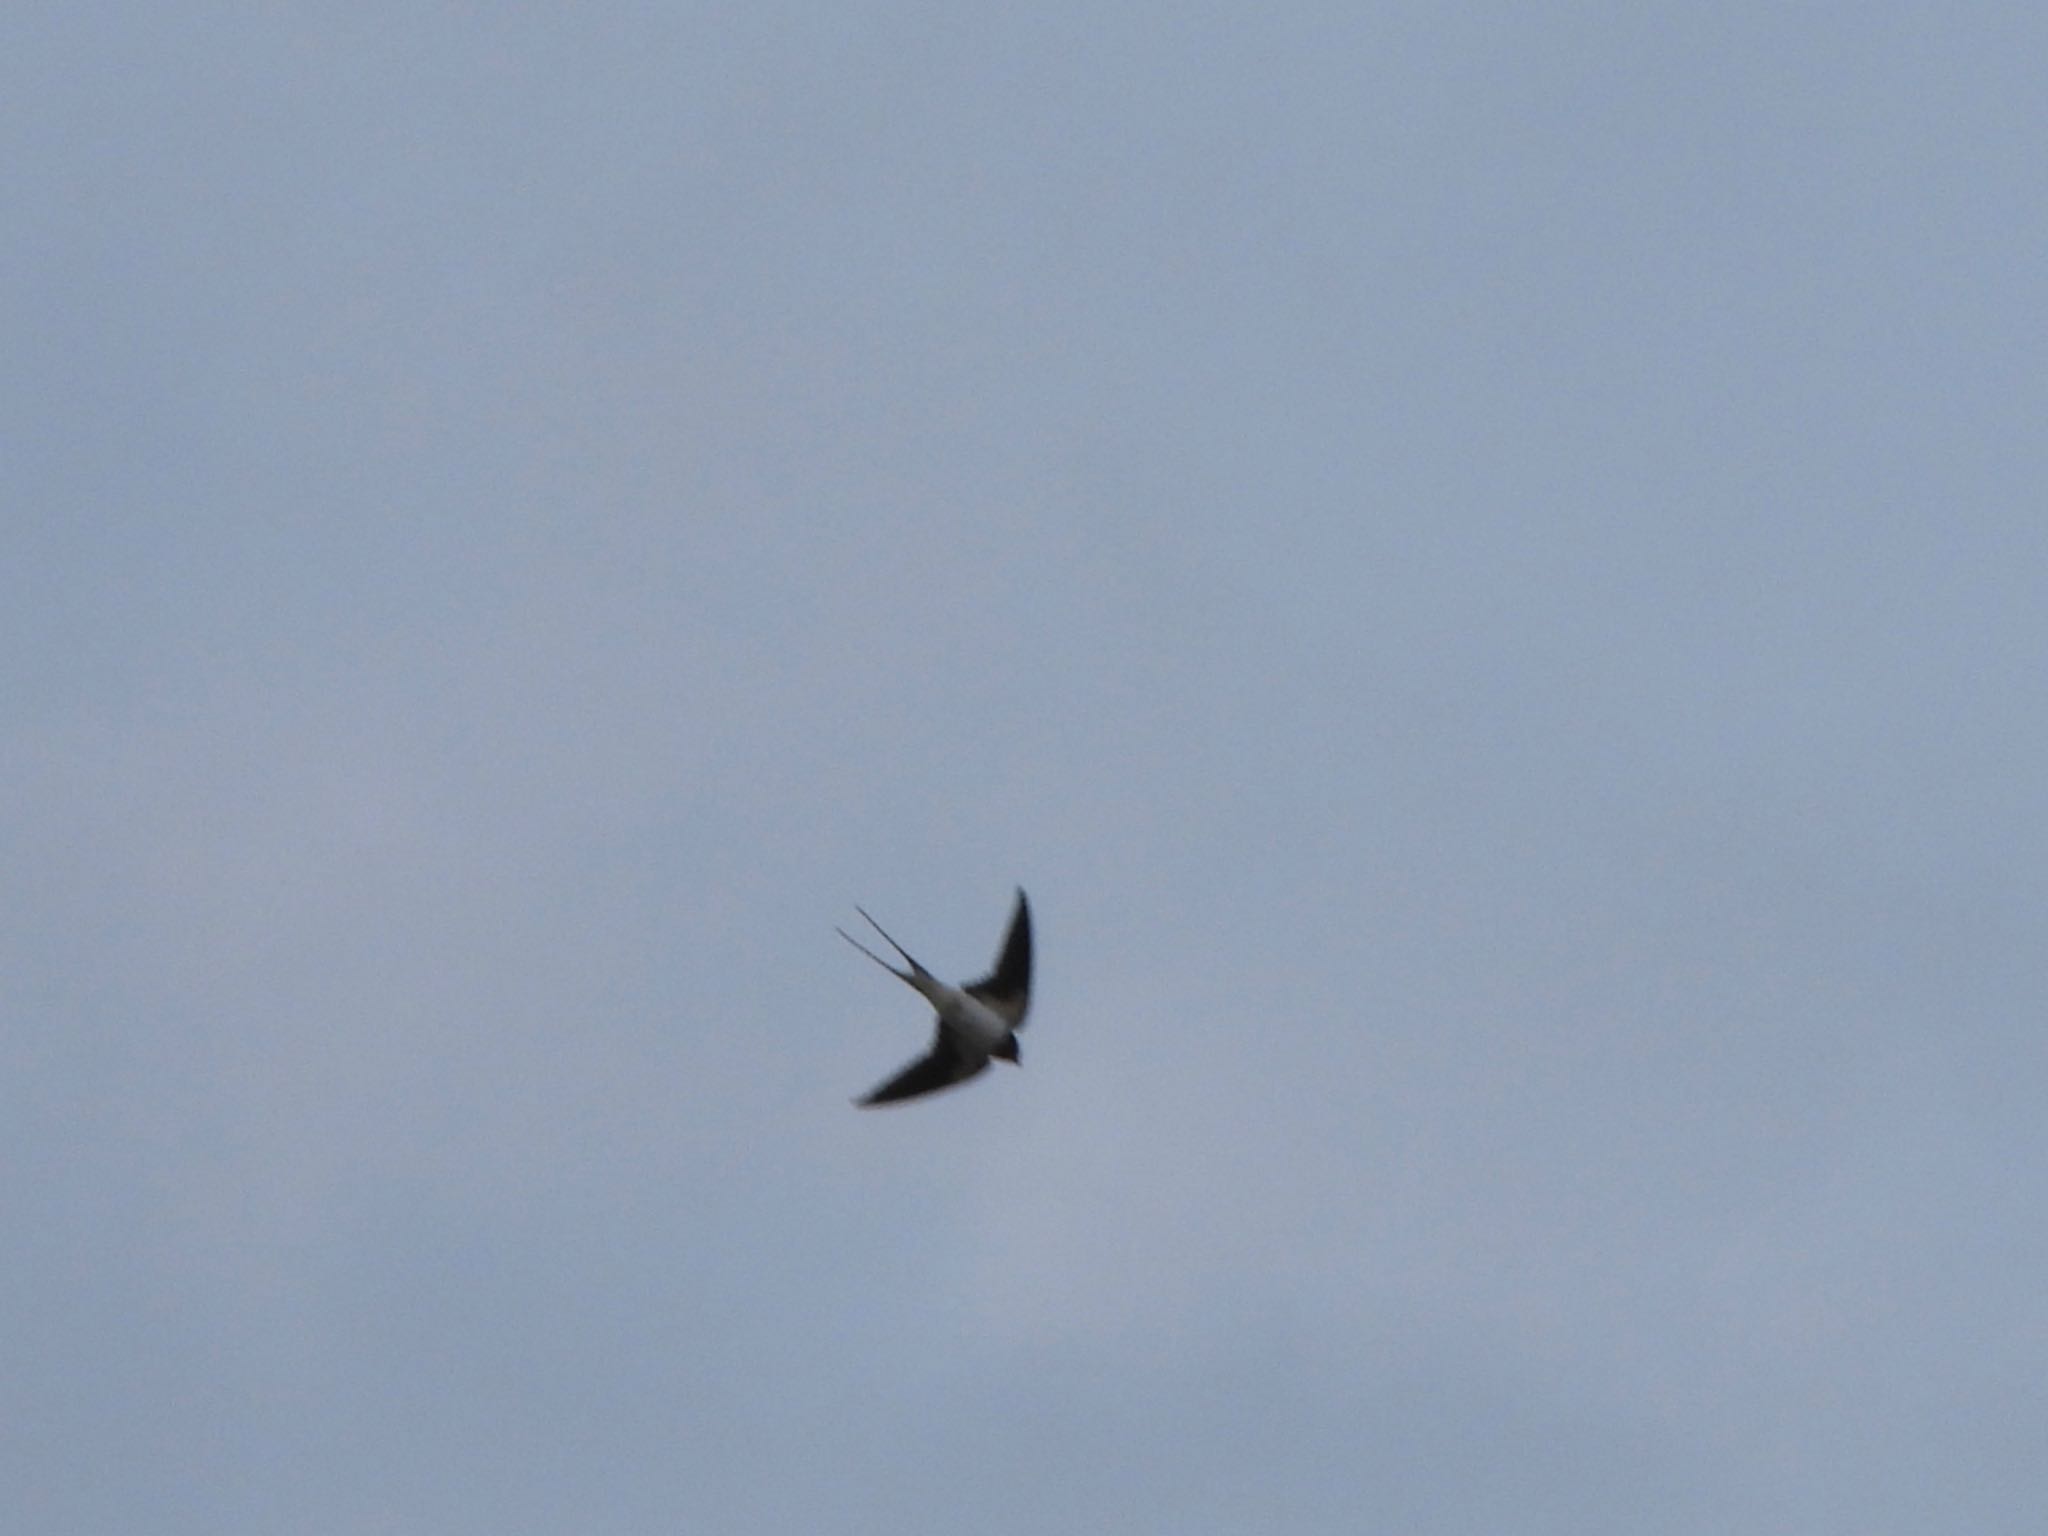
[
  {"xmin": 964, "ymin": 889, "xmax": 1032, "ymax": 1029},
  {"xmin": 855, "ymin": 1028, "xmax": 991, "ymax": 1107}
]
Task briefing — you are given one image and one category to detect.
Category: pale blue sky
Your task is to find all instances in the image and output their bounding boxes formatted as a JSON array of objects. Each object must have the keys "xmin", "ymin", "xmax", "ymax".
[{"xmin": 6, "ymin": 5, "xmax": 2046, "ymax": 1532}]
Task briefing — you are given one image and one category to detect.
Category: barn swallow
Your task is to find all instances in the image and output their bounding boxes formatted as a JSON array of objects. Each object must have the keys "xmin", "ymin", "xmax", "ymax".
[{"xmin": 842, "ymin": 889, "xmax": 1032, "ymax": 1107}]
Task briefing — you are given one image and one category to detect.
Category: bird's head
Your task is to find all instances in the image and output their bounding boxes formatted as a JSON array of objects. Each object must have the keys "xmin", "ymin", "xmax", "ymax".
[{"xmin": 992, "ymin": 1034, "xmax": 1021, "ymax": 1066}]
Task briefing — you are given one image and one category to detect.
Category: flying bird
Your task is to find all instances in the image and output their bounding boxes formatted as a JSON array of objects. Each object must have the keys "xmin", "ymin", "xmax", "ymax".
[{"xmin": 840, "ymin": 889, "xmax": 1033, "ymax": 1107}]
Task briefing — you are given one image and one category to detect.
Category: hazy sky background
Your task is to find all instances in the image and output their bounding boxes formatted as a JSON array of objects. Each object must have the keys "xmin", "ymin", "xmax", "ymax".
[{"xmin": 7, "ymin": 5, "xmax": 2046, "ymax": 1532}]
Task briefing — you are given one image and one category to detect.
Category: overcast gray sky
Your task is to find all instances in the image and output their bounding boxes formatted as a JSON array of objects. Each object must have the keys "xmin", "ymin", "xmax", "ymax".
[{"xmin": 7, "ymin": 5, "xmax": 2046, "ymax": 1532}]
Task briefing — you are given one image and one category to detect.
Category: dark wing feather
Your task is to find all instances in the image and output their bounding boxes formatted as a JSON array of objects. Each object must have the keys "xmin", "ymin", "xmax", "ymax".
[
  {"xmin": 964, "ymin": 889, "xmax": 1032, "ymax": 1029},
  {"xmin": 855, "ymin": 1029, "xmax": 989, "ymax": 1107}
]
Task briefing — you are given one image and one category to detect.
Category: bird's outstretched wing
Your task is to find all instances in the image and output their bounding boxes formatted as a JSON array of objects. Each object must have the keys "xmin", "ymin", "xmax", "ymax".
[
  {"xmin": 964, "ymin": 888, "xmax": 1032, "ymax": 1029},
  {"xmin": 855, "ymin": 1029, "xmax": 990, "ymax": 1107}
]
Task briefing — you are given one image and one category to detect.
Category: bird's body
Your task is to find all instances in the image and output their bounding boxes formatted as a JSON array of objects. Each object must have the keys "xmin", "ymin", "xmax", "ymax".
[
  {"xmin": 841, "ymin": 889, "xmax": 1032, "ymax": 1108},
  {"xmin": 917, "ymin": 982, "xmax": 1015, "ymax": 1056}
]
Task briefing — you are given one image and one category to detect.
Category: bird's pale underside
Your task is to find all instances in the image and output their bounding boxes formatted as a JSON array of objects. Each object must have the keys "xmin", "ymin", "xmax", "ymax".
[{"xmin": 841, "ymin": 889, "xmax": 1032, "ymax": 1107}]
